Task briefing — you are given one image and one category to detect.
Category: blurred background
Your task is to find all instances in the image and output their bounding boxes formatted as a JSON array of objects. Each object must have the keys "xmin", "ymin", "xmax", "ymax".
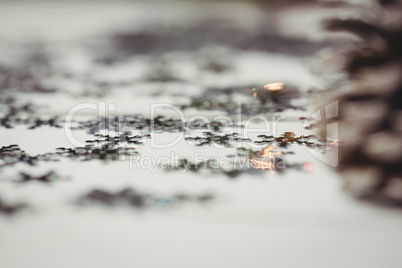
[{"xmin": 1, "ymin": 1, "xmax": 402, "ymax": 268}]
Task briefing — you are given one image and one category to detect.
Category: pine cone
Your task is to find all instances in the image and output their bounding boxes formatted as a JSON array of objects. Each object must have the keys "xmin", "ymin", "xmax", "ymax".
[{"xmin": 319, "ymin": 0, "xmax": 402, "ymax": 205}]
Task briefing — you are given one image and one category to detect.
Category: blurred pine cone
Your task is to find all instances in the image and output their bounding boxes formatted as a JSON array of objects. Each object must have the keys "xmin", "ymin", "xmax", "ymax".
[{"xmin": 319, "ymin": 0, "xmax": 402, "ymax": 205}]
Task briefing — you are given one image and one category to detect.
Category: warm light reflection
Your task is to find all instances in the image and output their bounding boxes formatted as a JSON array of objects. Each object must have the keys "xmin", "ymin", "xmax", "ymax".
[
  {"xmin": 264, "ymin": 82, "xmax": 284, "ymax": 91},
  {"xmin": 304, "ymin": 162, "xmax": 313, "ymax": 172},
  {"xmin": 249, "ymin": 146, "xmax": 283, "ymax": 173},
  {"xmin": 253, "ymin": 92, "xmax": 257, "ymax": 98}
]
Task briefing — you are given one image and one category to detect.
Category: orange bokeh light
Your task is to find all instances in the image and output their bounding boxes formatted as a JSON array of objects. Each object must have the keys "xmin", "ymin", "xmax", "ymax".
[
  {"xmin": 249, "ymin": 146, "xmax": 283, "ymax": 173},
  {"xmin": 264, "ymin": 82, "xmax": 284, "ymax": 91}
]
